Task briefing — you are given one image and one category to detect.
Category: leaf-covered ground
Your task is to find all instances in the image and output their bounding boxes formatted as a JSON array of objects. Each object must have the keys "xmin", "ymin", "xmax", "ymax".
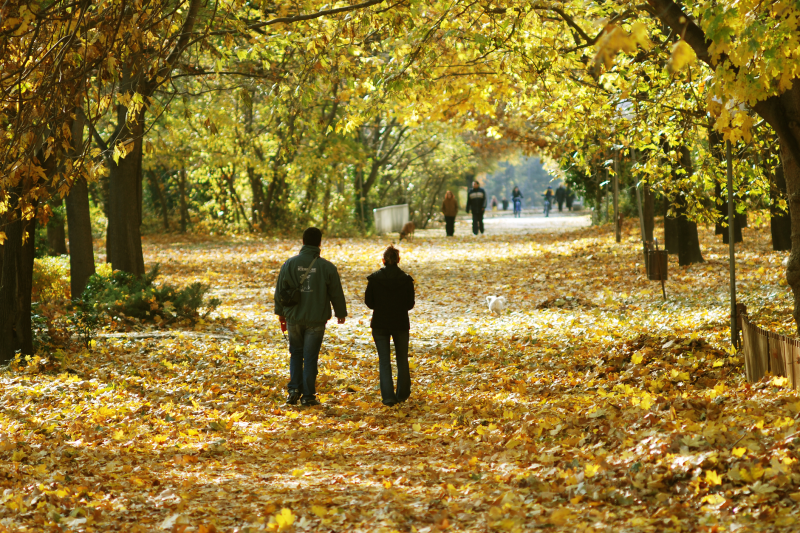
[{"xmin": 2, "ymin": 216, "xmax": 800, "ymax": 532}]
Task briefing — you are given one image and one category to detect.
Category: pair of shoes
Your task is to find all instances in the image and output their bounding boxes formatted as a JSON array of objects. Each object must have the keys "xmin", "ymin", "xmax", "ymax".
[
  {"xmin": 383, "ymin": 400, "xmax": 398, "ymax": 406},
  {"xmin": 287, "ymin": 389, "xmax": 301, "ymax": 405},
  {"xmin": 301, "ymin": 397, "xmax": 321, "ymax": 407}
]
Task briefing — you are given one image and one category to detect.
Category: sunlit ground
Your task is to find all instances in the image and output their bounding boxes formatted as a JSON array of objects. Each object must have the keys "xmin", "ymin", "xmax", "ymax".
[{"xmin": 1, "ymin": 215, "xmax": 798, "ymax": 532}]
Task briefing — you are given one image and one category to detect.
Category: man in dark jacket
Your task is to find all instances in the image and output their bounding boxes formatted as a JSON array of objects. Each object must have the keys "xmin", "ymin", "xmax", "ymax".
[
  {"xmin": 275, "ymin": 227, "xmax": 347, "ymax": 406},
  {"xmin": 365, "ymin": 245, "xmax": 415, "ymax": 406},
  {"xmin": 555, "ymin": 184, "xmax": 566, "ymax": 212},
  {"xmin": 465, "ymin": 180, "xmax": 487, "ymax": 235}
]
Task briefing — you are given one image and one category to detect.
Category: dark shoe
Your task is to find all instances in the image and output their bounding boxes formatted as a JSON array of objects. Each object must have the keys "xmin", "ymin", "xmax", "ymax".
[
  {"xmin": 287, "ymin": 389, "xmax": 301, "ymax": 405},
  {"xmin": 301, "ymin": 397, "xmax": 321, "ymax": 407},
  {"xmin": 383, "ymin": 400, "xmax": 398, "ymax": 407}
]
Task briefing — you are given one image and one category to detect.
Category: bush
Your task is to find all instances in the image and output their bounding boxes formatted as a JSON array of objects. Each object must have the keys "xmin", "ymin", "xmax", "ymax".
[
  {"xmin": 81, "ymin": 264, "xmax": 220, "ymax": 324},
  {"xmin": 32, "ymin": 256, "xmax": 71, "ymax": 303}
]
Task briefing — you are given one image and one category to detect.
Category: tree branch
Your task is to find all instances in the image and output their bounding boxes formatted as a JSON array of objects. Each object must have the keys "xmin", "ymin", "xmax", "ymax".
[
  {"xmin": 645, "ymin": 0, "xmax": 713, "ymax": 66},
  {"xmin": 249, "ymin": 0, "xmax": 386, "ymax": 30}
]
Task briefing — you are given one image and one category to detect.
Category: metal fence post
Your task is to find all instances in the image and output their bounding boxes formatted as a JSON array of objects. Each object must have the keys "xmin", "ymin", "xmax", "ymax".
[{"xmin": 727, "ymin": 140, "xmax": 738, "ymax": 348}]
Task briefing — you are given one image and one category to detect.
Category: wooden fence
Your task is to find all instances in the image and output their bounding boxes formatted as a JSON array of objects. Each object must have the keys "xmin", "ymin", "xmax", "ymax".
[{"xmin": 739, "ymin": 304, "xmax": 800, "ymax": 389}]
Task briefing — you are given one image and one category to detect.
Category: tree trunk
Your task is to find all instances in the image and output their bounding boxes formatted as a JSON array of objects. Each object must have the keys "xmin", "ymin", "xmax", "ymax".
[
  {"xmin": 179, "ymin": 168, "xmax": 189, "ymax": 234},
  {"xmin": 664, "ymin": 199, "xmax": 679, "ymax": 254},
  {"xmin": 643, "ymin": 183, "xmax": 654, "ymax": 243},
  {"xmin": 146, "ymin": 169, "xmax": 170, "ymax": 231},
  {"xmin": 106, "ymin": 104, "xmax": 146, "ymax": 275},
  {"xmin": 0, "ymin": 208, "xmax": 37, "ymax": 362},
  {"xmin": 676, "ymin": 198, "xmax": 704, "ymax": 265},
  {"xmin": 47, "ymin": 200, "xmax": 68, "ymax": 255},
  {"xmin": 771, "ymin": 165, "xmax": 792, "ymax": 251},
  {"xmin": 722, "ymin": 209, "xmax": 744, "ymax": 244}
]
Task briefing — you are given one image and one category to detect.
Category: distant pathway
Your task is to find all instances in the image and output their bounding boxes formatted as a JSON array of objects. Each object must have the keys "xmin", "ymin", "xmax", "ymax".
[{"xmin": 417, "ymin": 210, "xmax": 591, "ymax": 237}]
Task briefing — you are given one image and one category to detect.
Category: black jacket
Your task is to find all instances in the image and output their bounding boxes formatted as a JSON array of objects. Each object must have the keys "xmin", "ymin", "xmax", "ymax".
[
  {"xmin": 364, "ymin": 264, "xmax": 415, "ymax": 330},
  {"xmin": 466, "ymin": 187, "xmax": 487, "ymax": 214}
]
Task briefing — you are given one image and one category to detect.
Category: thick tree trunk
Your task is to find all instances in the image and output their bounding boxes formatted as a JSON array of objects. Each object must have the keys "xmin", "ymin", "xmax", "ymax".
[
  {"xmin": 676, "ymin": 198, "xmax": 704, "ymax": 266},
  {"xmin": 771, "ymin": 165, "xmax": 792, "ymax": 251},
  {"xmin": 0, "ymin": 210, "xmax": 36, "ymax": 362},
  {"xmin": 106, "ymin": 104, "xmax": 146, "ymax": 275},
  {"xmin": 66, "ymin": 107, "xmax": 96, "ymax": 298},
  {"xmin": 47, "ymin": 200, "xmax": 68, "ymax": 255},
  {"xmin": 722, "ymin": 210, "xmax": 744, "ymax": 244}
]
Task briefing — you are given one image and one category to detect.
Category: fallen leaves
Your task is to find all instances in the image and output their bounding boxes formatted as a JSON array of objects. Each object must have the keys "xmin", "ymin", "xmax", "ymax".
[{"xmin": 1, "ymin": 218, "xmax": 799, "ymax": 531}]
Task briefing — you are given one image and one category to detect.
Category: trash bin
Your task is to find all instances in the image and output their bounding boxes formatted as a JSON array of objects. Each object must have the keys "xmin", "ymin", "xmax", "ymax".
[{"xmin": 647, "ymin": 250, "xmax": 668, "ymax": 281}]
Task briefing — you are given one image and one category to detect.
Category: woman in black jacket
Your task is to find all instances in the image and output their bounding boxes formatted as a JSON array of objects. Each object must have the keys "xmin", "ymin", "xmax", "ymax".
[{"xmin": 365, "ymin": 245, "xmax": 415, "ymax": 406}]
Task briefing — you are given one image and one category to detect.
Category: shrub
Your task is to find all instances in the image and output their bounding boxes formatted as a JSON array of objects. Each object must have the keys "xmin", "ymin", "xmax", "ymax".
[
  {"xmin": 32, "ymin": 256, "xmax": 71, "ymax": 303},
  {"xmin": 81, "ymin": 264, "xmax": 220, "ymax": 324}
]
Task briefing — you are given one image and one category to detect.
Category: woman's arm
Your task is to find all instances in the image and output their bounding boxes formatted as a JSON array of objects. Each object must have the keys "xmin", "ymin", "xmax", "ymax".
[{"xmin": 365, "ymin": 279, "xmax": 375, "ymax": 309}]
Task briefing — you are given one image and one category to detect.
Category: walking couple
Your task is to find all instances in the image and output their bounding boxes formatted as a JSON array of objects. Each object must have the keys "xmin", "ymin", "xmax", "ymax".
[{"xmin": 274, "ymin": 228, "xmax": 415, "ymax": 407}]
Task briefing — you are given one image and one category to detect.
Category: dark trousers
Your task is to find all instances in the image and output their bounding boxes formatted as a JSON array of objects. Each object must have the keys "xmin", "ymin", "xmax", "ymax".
[
  {"xmin": 287, "ymin": 323, "xmax": 326, "ymax": 400},
  {"xmin": 471, "ymin": 211, "xmax": 484, "ymax": 235},
  {"xmin": 372, "ymin": 328, "xmax": 410, "ymax": 404},
  {"xmin": 557, "ymin": 200, "xmax": 564, "ymax": 212},
  {"xmin": 445, "ymin": 216, "xmax": 455, "ymax": 236}
]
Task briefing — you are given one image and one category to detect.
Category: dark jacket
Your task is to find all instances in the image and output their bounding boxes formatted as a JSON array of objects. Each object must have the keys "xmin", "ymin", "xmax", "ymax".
[
  {"xmin": 555, "ymin": 186, "xmax": 566, "ymax": 202},
  {"xmin": 466, "ymin": 187, "xmax": 487, "ymax": 214},
  {"xmin": 274, "ymin": 245, "xmax": 347, "ymax": 325},
  {"xmin": 364, "ymin": 264, "xmax": 415, "ymax": 330}
]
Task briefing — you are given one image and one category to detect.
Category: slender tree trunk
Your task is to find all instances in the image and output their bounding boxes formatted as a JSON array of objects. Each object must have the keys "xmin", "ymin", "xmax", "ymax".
[
  {"xmin": 771, "ymin": 165, "xmax": 792, "ymax": 251},
  {"xmin": 179, "ymin": 168, "xmax": 189, "ymax": 234},
  {"xmin": 65, "ymin": 107, "xmax": 95, "ymax": 298},
  {"xmin": 146, "ymin": 170, "xmax": 170, "ymax": 231},
  {"xmin": 643, "ymin": 183, "xmax": 654, "ymax": 243}
]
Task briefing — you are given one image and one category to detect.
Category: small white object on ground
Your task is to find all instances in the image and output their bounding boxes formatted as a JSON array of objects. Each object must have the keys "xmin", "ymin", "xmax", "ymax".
[{"xmin": 486, "ymin": 296, "xmax": 507, "ymax": 314}]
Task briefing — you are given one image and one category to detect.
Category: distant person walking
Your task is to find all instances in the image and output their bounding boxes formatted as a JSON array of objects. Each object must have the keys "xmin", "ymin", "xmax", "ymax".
[
  {"xmin": 466, "ymin": 180, "xmax": 487, "ymax": 235},
  {"xmin": 491, "ymin": 196, "xmax": 498, "ymax": 217},
  {"xmin": 511, "ymin": 186, "xmax": 523, "ymax": 218},
  {"xmin": 555, "ymin": 184, "xmax": 566, "ymax": 212},
  {"xmin": 275, "ymin": 227, "xmax": 347, "ymax": 407},
  {"xmin": 365, "ymin": 245, "xmax": 416, "ymax": 406},
  {"xmin": 441, "ymin": 190, "xmax": 458, "ymax": 237},
  {"xmin": 543, "ymin": 187, "xmax": 554, "ymax": 217},
  {"xmin": 566, "ymin": 185, "xmax": 575, "ymax": 211}
]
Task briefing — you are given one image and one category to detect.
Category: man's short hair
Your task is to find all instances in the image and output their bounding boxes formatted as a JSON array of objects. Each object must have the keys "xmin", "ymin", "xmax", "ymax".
[
  {"xmin": 472, "ymin": 181, "xmax": 479, "ymax": 187},
  {"xmin": 303, "ymin": 227, "xmax": 323, "ymax": 246}
]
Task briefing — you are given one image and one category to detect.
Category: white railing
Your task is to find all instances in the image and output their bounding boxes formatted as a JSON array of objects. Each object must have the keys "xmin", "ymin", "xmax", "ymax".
[{"xmin": 373, "ymin": 204, "xmax": 409, "ymax": 234}]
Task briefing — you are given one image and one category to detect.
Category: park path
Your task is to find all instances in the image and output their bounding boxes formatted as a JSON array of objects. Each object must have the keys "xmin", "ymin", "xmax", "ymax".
[{"xmin": 0, "ymin": 219, "xmax": 794, "ymax": 532}]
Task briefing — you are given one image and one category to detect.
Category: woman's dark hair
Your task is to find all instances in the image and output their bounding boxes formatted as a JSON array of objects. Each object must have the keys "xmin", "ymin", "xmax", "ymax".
[{"xmin": 383, "ymin": 245, "xmax": 400, "ymax": 265}]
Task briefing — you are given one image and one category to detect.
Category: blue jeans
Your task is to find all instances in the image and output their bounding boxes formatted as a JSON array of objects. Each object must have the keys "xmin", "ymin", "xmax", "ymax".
[
  {"xmin": 287, "ymin": 323, "xmax": 326, "ymax": 400},
  {"xmin": 372, "ymin": 328, "xmax": 410, "ymax": 404}
]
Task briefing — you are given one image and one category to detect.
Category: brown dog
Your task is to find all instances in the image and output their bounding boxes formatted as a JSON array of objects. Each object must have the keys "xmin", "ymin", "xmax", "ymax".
[{"xmin": 399, "ymin": 221, "xmax": 415, "ymax": 241}]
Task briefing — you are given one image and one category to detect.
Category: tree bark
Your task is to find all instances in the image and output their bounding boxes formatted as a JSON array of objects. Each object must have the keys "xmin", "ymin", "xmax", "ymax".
[
  {"xmin": 179, "ymin": 168, "xmax": 189, "ymax": 233},
  {"xmin": 146, "ymin": 169, "xmax": 171, "ymax": 231},
  {"xmin": 46, "ymin": 199, "xmax": 68, "ymax": 255},
  {"xmin": 664, "ymin": 199, "xmax": 679, "ymax": 254},
  {"xmin": 66, "ymin": 109, "xmax": 96, "ymax": 298},
  {"xmin": 0, "ymin": 201, "xmax": 37, "ymax": 362},
  {"xmin": 771, "ymin": 165, "xmax": 792, "ymax": 251},
  {"xmin": 106, "ymin": 102, "xmax": 146, "ymax": 275},
  {"xmin": 676, "ymin": 197, "xmax": 704, "ymax": 265},
  {"xmin": 643, "ymin": 183, "xmax": 654, "ymax": 243}
]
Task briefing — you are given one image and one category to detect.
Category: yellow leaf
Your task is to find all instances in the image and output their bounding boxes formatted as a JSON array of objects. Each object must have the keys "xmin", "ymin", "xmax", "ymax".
[
  {"xmin": 702, "ymin": 494, "xmax": 726, "ymax": 506},
  {"xmin": 0, "ymin": 232, "xmax": 6, "ymax": 245},
  {"xmin": 292, "ymin": 469, "xmax": 304, "ymax": 478},
  {"xmin": 585, "ymin": 464, "xmax": 600, "ymax": 478},
  {"xmin": 311, "ymin": 505, "xmax": 327, "ymax": 518},
  {"xmin": 732, "ymin": 447, "xmax": 747, "ymax": 458},
  {"xmin": 505, "ymin": 438, "xmax": 521, "ymax": 449},
  {"xmin": 153, "ymin": 435, "xmax": 168, "ymax": 443},
  {"xmin": 412, "ymin": 423, "xmax": 421, "ymax": 432},
  {"xmin": 668, "ymin": 40, "xmax": 696, "ymax": 73},
  {"xmin": 383, "ymin": 480, "xmax": 392, "ymax": 488},
  {"xmin": 631, "ymin": 352, "xmax": 644, "ymax": 365},
  {"xmin": 112, "ymin": 429, "xmax": 125, "ymax": 440},
  {"xmin": 549, "ymin": 508, "xmax": 572, "ymax": 525},
  {"xmin": 705, "ymin": 470, "xmax": 722, "ymax": 486}
]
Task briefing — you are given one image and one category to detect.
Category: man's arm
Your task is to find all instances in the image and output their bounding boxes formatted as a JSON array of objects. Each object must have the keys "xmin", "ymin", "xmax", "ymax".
[
  {"xmin": 328, "ymin": 265, "xmax": 348, "ymax": 320},
  {"xmin": 407, "ymin": 277, "xmax": 415, "ymax": 311},
  {"xmin": 274, "ymin": 262, "xmax": 286, "ymax": 316},
  {"xmin": 365, "ymin": 279, "xmax": 375, "ymax": 309}
]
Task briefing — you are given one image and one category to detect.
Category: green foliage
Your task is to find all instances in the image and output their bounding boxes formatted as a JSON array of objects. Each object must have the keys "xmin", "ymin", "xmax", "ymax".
[
  {"xmin": 81, "ymin": 265, "xmax": 220, "ymax": 324},
  {"xmin": 32, "ymin": 256, "xmax": 71, "ymax": 303}
]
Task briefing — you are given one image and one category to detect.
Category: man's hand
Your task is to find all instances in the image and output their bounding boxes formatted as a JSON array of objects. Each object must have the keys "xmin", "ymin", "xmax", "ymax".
[
  {"xmin": 278, "ymin": 315, "xmax": 287, "ymax": 333},
  {"xmin": 337, "ymin": 317, "xmax": 345, "ymax": 324}
]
